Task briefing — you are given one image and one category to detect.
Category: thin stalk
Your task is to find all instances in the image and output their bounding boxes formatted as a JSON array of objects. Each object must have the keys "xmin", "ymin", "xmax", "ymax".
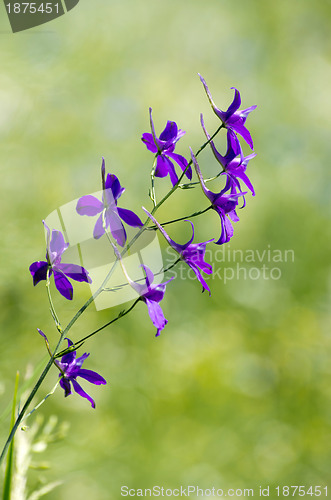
[
  {"xmin": 46, "ymin": 268, "xmax": 62, "ymax": 334},
  {"xmin": 147, "ymin": 206, "xmax": 212, "ymax": 230},
  {"xmin": 150, "ymin": 157, "xmax": 157, "ymax": 206},
  {"xmin": 104, "ymin": 257, "xmax": 181, "ymax": 293},
  {"xmin": 179, "ymin": 171, "xmax": 223, "ymax": 189},
  {"xmin": 23, "ymin": 381, "xmax": 60, "ymax": 421}
]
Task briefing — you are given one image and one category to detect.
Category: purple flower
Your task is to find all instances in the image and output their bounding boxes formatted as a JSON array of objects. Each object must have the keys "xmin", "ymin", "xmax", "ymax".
[
  {"xmin": 142, "ymin": 108, "xmax": 192, "ymax": 186},
  {"xmin": 29, "ymin": 222, "xmax": 92, "ymax": 300},
  {"xmin": 128, "ymin": 265, "xmax": 173, "ymax": 337},
  {"xmin": 201, "ymin": 116, "xmax": 256, "ymax": 196},
  {"xmin": 199, "ymin": 74, "xmax": 256, "ymax": 150},
  {"xmin": 191, "ymin": 150, "xmax": 246, "ymax": 245},
  {"xmin": 76, "ymin": 158, "xmax": 143, "ymax": 246},
  {"xmin": 55, "ymin": 337, "xmax": 106, "ymax": 408},
  {"xmin": 143, "ymin": 208, "xmax": 213, "ymax": 294}
]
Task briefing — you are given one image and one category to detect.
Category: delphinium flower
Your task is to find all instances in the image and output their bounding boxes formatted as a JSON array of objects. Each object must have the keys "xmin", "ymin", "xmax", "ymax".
[
  {"xmin": 56, "ymin": 338, "xmax": 107, "ymax": 408},
  {"xmin": 143, "ymin": 207, "xmax": 213, "ymax": 294},
  {"xmin": 76, "ymin": 158, "xmax": 143, "ymax": 246},
  {"xmin": 201, "ymin": 116, "xmax": 256, "ymax": 196},
  {"xmin": 199, "ymin": 74, "xmax": 256, "ymax": 150},
  {"xmin": 126, "ymin": 265, "xmax": 173, "ymax": 337},
  {"xmin": 191, "ymin": 150, "xmax": 246, "ymax": 245},
  {"xmin": 29, "ymin": 222, "xmax": 92, "ymax": 300},
  {"xmin": 38, "ymin": 330, "xmax": 107, "ymax": 408},
  {"xmin": 141, "ymin": 108, "xmax": 192, "ymax": 186}
]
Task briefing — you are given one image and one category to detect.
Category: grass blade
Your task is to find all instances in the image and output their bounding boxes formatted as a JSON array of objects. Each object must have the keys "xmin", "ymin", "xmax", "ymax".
[{"xmin": 2, "ymin": 372, "xmax": 19, "ymax": 500}]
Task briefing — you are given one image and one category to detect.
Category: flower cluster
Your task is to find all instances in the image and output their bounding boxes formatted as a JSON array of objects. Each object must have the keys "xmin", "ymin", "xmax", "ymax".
[{"xmin": 28, "ymin": 75, "xmax": 256, "ymax": 408}]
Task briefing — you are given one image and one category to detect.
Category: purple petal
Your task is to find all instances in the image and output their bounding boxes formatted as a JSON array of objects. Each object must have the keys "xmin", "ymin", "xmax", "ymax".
[
  {"xmin": 232, "ymin": 170, "xmax": 255, "ymax": 196},
  {"xmin": 56, "ymin": 263, "xmax": 92, "ymax": 284},
  {"xmin": 29, "ymin": 261, "xmax": 49, "ymax": 286},
  {"xmin": 71, "ymin": 352, "xmax": 90, "ymax": 372},
  {"xmin": 239, "ymin": 105, "xmax": 257, "ymax": 122},
  {"xmin": 159, "ymin": 120, "xmax": 178, "ymax": 143},
  {"xmin": 106, "ymin": 208, "xmax": 127, "ymax": 246},
  {"xmin": 49, "ymin": 230, "xmax": 68, "ymax": 258},
  {"xmin": 144, "ymin": 277, "xmax": 174, "ymax": 302},
  {"xmin": 165, "ymin": 157, "xmax": 179, "ymax": 186},
  {"xmin": 76, "ymin": 195, "xmax": 103, "ymax": 216},
  {"xmin": 155, "ymin": 154, "xmax": 170, "ymax": 178},
  {"xmin": 93, "ymin": 213, "xmax": 106, "ymax": 239},
  {"xmin": 145, "ymin": 298, "xmax": 168, "ymax": 336},
  {"xmin": 226, "ymin": 87, "xmax": 241, "ymax": 118},
  {"xmin": 105, "ymin": 173, "xmax": 125, "ymax": 201},
  {"xmin": 77, "ymin": 368, "xmax": 107, "ymax": 385},
  {"xmin": 228, "ymin": 120, "xmax": 254, "ymax": 149},
  {"xmin": 117, "ymin": 207, "xmax": 143, "ymax": 227},
  {"xmin": 140, "ymin": 265, "xmax": 154, "ymax": 289},
  {"xmin": 53, "ymin": 270, "xmax": 73, "ymax": 300},
  {"xmin": 228, "ymin": 209, "xmax": 240, "ymax": 222},
  {"xmin": 188, "ymin": 263, "xmax": 211, "ymax": 295},
  {"xmin": 103, "ymin": 187, "xmax": 116, "ymax": 208},
  {"xmin": 144, "ymin": 284, "xmax": 167, "ymax": 303},
  {"xmin": 214, "ymin": 212, "xmax": 234, "ymax": 245},
  {"xmin": 155, "ymin": 153, "xmax": 179, "ymax": 185},
  {"xmin": 142, "ymin": 132, "xmax": 158, "ymax": 154},
  {"xmin": 71, "ymin": 379, "xmax": 96, "ymax": 408},
  {"xmin": 227, "ymin": 129, "xmax": 241, "ymax": 156},
  {"xmin": 60, "ymin": 377, "xmax": 72, "ymax": 397},
  {"xmin": 166, "ymin": 152, "xmax": 192, "ymax": 180},
  {"xmin": 182, "ymin": 240, "xmax": 213, "ymax": 272}
]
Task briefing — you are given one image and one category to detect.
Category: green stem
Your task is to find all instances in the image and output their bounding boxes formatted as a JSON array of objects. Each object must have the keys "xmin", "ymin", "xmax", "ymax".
[
  {"xmin": 150, "ymin": 157, "xmax": 157, "ymax": 207},
  {"xmin": 147, "ymin": 205, "xmax": 212, "ymax": 230},
  {"xmin": 179, "ymin": 171, "xmax": 223, "ymax": 190},
  {"xmin": 46, "ymin": 268, "xmax": 62, "ymax": 334}
]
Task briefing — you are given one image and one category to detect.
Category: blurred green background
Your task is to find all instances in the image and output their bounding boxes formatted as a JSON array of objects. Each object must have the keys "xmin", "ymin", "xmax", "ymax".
[{"xmin": 1, "ymin": 0, "xmax": 330, "ymax": 498}]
